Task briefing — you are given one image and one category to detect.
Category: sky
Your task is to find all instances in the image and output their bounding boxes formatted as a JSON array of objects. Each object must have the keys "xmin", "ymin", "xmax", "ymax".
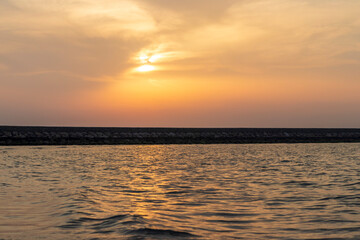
[{"xmin": 0, "ymin": 0, "xmax": 359, "ymax": 127}]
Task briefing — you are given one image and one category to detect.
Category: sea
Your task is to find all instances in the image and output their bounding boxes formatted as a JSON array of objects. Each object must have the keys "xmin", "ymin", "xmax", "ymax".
[{"xmin": 0, "ymin": 143, "xmax": 359, "ymax": 240}]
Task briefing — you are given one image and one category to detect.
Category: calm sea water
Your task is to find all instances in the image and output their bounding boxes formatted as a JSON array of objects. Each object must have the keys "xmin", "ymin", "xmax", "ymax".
[{"xmin": 0, "ymin": 143, "xmax": 359, "ymax": 240}]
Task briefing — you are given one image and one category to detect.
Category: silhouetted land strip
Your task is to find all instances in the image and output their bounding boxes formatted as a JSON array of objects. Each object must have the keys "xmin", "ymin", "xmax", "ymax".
[{"xmin": 0, "ymin": 126, "xmax": 359, "ymax": 145}]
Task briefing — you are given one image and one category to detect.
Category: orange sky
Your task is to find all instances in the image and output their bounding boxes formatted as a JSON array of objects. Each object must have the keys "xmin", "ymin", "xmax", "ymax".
[{"xmin": 0, "ymin": 0, "xmax": 359, "ymax": 127}]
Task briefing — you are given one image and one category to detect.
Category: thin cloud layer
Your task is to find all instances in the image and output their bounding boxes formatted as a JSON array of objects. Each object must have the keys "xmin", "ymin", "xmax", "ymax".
[{"xmin": 0, "ymin": 0, "xmax": 359, "ymax": 127}]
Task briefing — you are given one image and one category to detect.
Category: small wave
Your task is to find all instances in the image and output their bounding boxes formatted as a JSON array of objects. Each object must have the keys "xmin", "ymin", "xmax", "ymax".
[
  {"xmin": 283, "ymin": 180, "xmax": 315, "ymax": 186},
  {"xmin": 126, "ymin": 228, "xmax": 196, "ymax": 238},
  {"xmin": 165, "ymin": 188, "xmax": 218, "ymax": 196},
  {"xmin": 280, "ymin": 159, "xmax": 291, "ymax": 163},
  {"xmin": 306, "ymin": 219, "xmax": 357, "ymax": 223},
  {"xmin": 58, "ymin": 210, "xmax": 93, "ymax": 217},
  {"xmin": 59, "ymin": 214, "xmax": 196, "ymax": 239},
  {"xmin": 206, "ymin": 219, "xmax": 256, "ymax": 224},
  {"xmin": 59, "ymin": 214, "xmax": 127, "ymax": 229},
  {"xmin": 319, "ymin": 194, "xmax": 360, "ymax": 201},
  {"xmin": 58, "ymin": 214, "xmax": 145, "ymax": 231},
  {"xmin": 79, "ymin": 214, "xmax": 128, "ymax": 222},
  {"xmin": 173, "ymin": 202, "xmax": 204, "ymax": 206},
  {"xmin": 343, "ymin": 181, "xmax": 360, "ymax": 186},
  {"xmin": 291, "ymin": 226, "xmax": 360, "ymax": 234},
  {"xmin": 198, "ymin": 212, "xmax": 258, "ymax": 217},
  {"xmin": 122, "ymin": 189, "xmax": 149, "ymax": 193},
  {"xmin": 166, "ymin": 190, "xmax": 190, "ymax": 195}
]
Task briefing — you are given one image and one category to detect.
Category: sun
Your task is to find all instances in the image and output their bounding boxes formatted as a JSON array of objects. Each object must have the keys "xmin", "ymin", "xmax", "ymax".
[
  {"xmin": 137, "ymin": 64, "xmax": 155, "ymax": 72},
  {"xmin": 134, "ymin": 52, "xmax": 164, "ymax": 72}
]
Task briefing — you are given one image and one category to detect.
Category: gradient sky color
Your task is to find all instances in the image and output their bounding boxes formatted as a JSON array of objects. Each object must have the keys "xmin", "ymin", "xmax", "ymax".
[{"xmin": 0, "ymin": 0, "xmax": 359, "ymax": 127}]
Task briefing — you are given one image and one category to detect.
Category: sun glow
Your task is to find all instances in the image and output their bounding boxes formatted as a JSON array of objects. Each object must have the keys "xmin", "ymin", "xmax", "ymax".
[
  {"xmin": 137, "ymin": 64, "xmax": 155, "ymax": 72},
  {"xmin": 138, "ymin": 53, "xmax": 162, "ymax": 64},
  {"xmin": 148, "ymin": 54, "xmax": 162, "ymax": 63},
  {"xmin": 139, "ymin": 55, "xmax": 150, "ymax": 63}
]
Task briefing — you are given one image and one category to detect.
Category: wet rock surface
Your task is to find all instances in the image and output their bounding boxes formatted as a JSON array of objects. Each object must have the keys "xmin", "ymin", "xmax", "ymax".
[{"xmin": 0, "ymin": 126, "xmax": 359, "ymax": 145}]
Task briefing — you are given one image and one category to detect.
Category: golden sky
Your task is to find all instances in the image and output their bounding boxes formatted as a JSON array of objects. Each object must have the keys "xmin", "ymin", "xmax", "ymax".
[{"xmin": 0, "ymin": 0, "xmax": 359, "ymax": 127}]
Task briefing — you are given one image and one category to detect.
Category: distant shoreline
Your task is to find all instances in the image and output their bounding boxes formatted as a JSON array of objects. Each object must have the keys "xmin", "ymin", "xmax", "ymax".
[{"xmin": 0, "ymin": 126, "xmax": 359, "ymax": 146}]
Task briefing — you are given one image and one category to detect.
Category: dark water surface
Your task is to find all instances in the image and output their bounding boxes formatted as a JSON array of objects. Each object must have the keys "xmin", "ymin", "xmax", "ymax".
[{"xmin": 0, "ymin": 143, "xmax": 359, "ymax": 239}]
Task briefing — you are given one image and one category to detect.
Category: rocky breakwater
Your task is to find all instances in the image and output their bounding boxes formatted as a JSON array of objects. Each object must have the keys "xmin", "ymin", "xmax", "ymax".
[{"xmin": 0, "ymin": 126, "xmax": 360, "ymax": 145}]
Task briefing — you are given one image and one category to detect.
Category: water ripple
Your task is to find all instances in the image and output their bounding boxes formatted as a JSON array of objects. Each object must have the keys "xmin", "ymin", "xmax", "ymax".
[{"xmin": 0, "ymin": 143, "xmax": 359, "ymax": 239}]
